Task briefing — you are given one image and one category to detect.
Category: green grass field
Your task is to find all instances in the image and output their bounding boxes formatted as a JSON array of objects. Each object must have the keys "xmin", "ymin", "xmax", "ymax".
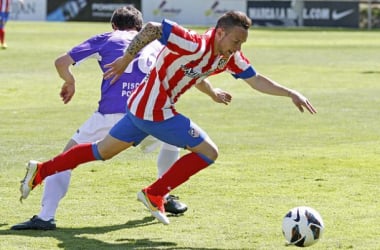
[{"xmin": 0, "ymin": 22, "xmax": 379, "ymax": 249}]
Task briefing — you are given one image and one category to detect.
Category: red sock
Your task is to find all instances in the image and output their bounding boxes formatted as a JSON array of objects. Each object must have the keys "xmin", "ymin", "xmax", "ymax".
[
  {"xmin": 0, "ymin": 29, "xmax": 4, "ymax": 44},
  {"xmin": 146, "ymin": 152, "xmax": 213, "ymax": 196},
  {"xmin": 36, "ymin": 143, "xmax": 97, "ymax": 184}
]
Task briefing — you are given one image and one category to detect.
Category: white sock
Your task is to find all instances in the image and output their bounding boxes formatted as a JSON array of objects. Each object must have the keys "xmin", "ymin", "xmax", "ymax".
[{"xmin": 38, "ymin": 170, "xmax": 71, "ymax": 221}]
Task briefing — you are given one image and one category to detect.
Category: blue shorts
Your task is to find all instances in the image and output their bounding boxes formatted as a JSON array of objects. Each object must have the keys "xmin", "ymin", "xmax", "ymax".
[
  {"xmin": 0, "ymin": 12, "xmax": 9, "ymax": 28},
  {"xmin": 109, "ymin": 110, "xmax": 208, "ymax": 149}
]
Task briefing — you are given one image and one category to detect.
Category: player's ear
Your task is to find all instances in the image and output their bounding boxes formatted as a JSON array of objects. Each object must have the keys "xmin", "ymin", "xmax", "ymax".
[
  {"xmin": 111, "ymin": 23, "xmax": 117, "ymax": 30},
  {"xmin": 215, "ymin": 27, "xmax": 225, "ymax": 42}
]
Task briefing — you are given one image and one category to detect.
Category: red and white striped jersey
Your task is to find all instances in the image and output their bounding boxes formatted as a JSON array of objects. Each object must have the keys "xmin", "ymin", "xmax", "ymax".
[
  {"xmin": 0, "ymin": 0, "xmax": 10, "ymax": 12},
  {"xmin": 127, "ymin": 19, "xmax": 256, "ymax": 121}
]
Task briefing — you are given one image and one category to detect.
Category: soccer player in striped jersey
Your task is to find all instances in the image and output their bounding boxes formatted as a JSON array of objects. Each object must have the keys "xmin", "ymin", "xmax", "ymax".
[
  {"xmin": 19, "ymin": 11, "xmax": 316, "ymax": 225},
  {"xmin": 0, "ymin": 0, "xmax": 23, "ymax": 48},
  {"xmin": 12, "ymin": 6, "xmax": 203, "ymax": 230}
]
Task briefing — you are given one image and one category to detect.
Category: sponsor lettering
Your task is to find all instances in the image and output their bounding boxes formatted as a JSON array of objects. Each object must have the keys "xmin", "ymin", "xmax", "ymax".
[
  {"xmin": 122, "ymin": 82, "xmax": 141, "ymax": 97},
  {"xmin": 303, "ymin": 8, "xmax": 330, "ymax": 20}
]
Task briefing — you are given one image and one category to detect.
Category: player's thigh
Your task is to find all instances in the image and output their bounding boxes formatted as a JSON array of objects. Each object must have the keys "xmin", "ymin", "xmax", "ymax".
[
  {"xmin": 0, "ymin": 12, "xmax": 9, "ymax": 27},
  {"xmin": 133, "ymin": 113, "xmax": 215, "ymax": 152},
  {"xmin": 72, "ymin": 112, "xmax": 124, "ymax": 144},
  {"xmin": 153, "ymin": 117, "xmax": 218, "ymax": 160},
  {"xmin": 109, "ymin": 112, "xmax": 149, "ymax": 145},
  {"xmin": 97, "ymin": 115, "xmax": 147, "ymax": 160},
  {"xmin": 96, "ymin": 134, "xmax": 133, "ymax": 159},
  {"xmin": 99, "ymin": 112, "xmax": 149, "ymax": 158}
]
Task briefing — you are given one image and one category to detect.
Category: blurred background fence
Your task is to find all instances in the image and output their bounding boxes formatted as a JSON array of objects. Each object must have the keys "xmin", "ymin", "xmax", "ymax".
[{"xmin": 9, "ymin": 0, "xmax": 380, "ymax": 29}]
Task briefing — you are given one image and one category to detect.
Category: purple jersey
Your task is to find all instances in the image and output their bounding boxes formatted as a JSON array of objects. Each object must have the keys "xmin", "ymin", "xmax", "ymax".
[{"xmin": 68, "ymin": 30, "xmax": 162, "ymax": 114}]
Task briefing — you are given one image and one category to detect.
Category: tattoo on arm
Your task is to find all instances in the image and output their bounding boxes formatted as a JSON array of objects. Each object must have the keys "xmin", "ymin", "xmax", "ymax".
[{"xmin": 126, "ymin": 22, "xmax": 162, "ymax": 56}]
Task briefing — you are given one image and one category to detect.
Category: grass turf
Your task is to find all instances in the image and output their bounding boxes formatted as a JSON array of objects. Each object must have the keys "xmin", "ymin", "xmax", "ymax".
[{"xmin": 0, "ymin": 22, "xmax": 379, "ymax": 249}]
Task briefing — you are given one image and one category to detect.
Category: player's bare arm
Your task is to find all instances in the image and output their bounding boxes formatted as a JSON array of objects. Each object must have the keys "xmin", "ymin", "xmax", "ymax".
[
  {"xmin": 103, "ymin": 22, "xmax": 162, "ymax": 83},
  {"xmin": 195, "ymin": 78, "xmax": 232, "ymax": 105},
  {"xmin": 126, "ymin": 22, "xmax": 162, "ymax": 56},
  {"xmin": 244, "ymin": 74, "xmax": 317, "ymax": 114},
  {"xmin": 55, "ymin": 54, "xmax": 76, "ymax": 104}
]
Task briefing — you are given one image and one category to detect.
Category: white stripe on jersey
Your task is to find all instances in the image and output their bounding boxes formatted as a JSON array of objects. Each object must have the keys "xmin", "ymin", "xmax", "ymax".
[
  {"xmin": 169, "ymin": 32, "xmax": 199, "ymax": 53},
  {"xmin": 143, "ymin": 78, "xmax": 161, "ymax": 119},
  {"xmin": 74, "ymin": 52, "xmax": 102, "ymax": 66}
]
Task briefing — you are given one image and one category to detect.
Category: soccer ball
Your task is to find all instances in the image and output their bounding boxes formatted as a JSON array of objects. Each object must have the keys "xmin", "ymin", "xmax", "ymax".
[{"xmin": 282, "ymin": 206, "xmax": 324, "ymax": 247}]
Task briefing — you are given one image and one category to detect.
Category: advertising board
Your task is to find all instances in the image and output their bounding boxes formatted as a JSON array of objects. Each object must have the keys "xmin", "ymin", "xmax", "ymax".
[
  {"xmin": 142, "ymin": 0, "xmax": 246, "ymax": 26},
  {"xmin": 247, "ymin": 0, "xmax": 359, "ymax": 27},
  {"xmin": 47, "ymin": 0, "xmax": 141, "ymax": 22}
]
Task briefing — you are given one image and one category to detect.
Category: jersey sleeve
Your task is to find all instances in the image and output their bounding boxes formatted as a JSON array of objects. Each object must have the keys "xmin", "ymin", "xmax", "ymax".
[
  {"xmin": 158, "ymin": 19, "xmax": 200, "ymax": 55},
  {"xmin": 68, "ymin": 33, "xmax": 109, "ymax": 64},
  {"xmin": 158, "ymin": 19, "xmax": 175, "ymax": 45},
  {"xmin": 227, "ymin": 51, "xmax": 257, "ymax": 79}
]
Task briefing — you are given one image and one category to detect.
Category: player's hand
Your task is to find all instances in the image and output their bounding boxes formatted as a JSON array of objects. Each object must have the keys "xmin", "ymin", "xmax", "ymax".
[
  {"xmin": 103, "ymin": 54, "xmax": 133, "ymax": 84},
  {"xmin": 213, "ymin": 88, "xmax": 232, "ymax": 105},
  {"xmin": 60, "ymin": 82, "xmax": 75, "ymax": 104},
  {"xmin": 289, "ymin": 91, "xmax": 317, "ymax": 114}
]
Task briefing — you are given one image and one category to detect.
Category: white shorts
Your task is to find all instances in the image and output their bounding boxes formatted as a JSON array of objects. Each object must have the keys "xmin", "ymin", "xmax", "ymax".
[{"xmin": 72, "ymin": 111, "xmax": 166, "ymax": 153}]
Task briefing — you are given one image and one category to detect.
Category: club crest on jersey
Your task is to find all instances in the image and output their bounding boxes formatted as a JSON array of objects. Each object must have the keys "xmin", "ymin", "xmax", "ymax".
[
  {"xmin": 217, "ymin": 58, "xmax": 228, "ymax": 69},
  {"xmin": 188, "ymin": 127, "xmax": 200, "ymax": 138}
]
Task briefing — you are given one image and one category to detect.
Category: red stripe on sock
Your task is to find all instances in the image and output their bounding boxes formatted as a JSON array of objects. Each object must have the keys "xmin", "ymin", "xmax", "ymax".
[
  {"xmin": 38, "ymin": 143, "xmax": 97, "ymax": 182},
  {"xmin": 146, "ymin": 152, "xmax": 212, "ymax": 196}
]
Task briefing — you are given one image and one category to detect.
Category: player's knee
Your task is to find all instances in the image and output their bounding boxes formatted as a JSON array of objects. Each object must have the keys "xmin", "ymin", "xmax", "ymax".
[
  {"xmin": 213, "ymin": 148, "xmax": 219, "ymax": 161},
  {"xmin": 98, "ymin": 149, "xmax": 114, "ymax": 160},
  {"xmin": 188, "ymin": 139, "xmax": 218, "ymax": 161},
  {"xmin": 205, "ymin": 146, "xmax": 218, "ymax": 161},
  {"xmin": 92, "ymin": 143, "xmax": 111, "ymax": 161}
]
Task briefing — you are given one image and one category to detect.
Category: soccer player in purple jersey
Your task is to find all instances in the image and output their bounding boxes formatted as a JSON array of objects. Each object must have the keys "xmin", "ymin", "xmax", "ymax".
[
  {"xmin": 19, "ymin": 11, "xmax": 315, "ymax": 225},
  {"xmin": 12, "ymin": 6, "xmax": 199, "ymax": 230}
]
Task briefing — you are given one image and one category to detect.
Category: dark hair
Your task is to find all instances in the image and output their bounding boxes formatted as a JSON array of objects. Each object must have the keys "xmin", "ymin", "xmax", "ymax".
[
  {"xmin": 216, "ymin": 11, "xmax": 252, "ymax": 30},
  {"xmin": 110, "ymin": 6, "xmax": 143, "ymax": 31}
]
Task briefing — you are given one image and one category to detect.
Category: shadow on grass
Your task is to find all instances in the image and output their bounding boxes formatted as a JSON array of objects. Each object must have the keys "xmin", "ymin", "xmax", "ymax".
[
  {"xmin": 361, "ymin": 70, "xmax": 380, "ymax": 74},
  {"xmin": 0, "ymin": 216, "xmax": 223, "ymax": 249}
]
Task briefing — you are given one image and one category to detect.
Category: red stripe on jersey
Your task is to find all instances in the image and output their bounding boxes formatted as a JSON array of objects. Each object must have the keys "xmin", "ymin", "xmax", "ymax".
[
  {"xmin": 127, "ymin": 77, "xmax": 142, "ymax": 109},
  {"xmin": 152, "ymin": 81, "xmax": 168, "ymax": 121},
  {"xmin": 128, "ymin": 71, "xmax": 157, "ymax": 118},
  {"xmin": 158, "ymin": 52, "xmax": 180, "ymax": 85},
  {"xmin": 167, "ymin": 68, "xmax": 185, "ymax": 98},
  {"xmin": 173, "ymin": 78, "xmax": 197, "ymax": 103}
]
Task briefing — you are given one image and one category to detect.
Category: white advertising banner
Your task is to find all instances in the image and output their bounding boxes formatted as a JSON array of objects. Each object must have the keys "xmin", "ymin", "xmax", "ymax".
[
  {"xmin": 9, "ymin": 0, "xmax": 47, "ymax": 21},
  {"xmin": 142, "ymin": 0, "xmax": 247, "ymax": 26}
]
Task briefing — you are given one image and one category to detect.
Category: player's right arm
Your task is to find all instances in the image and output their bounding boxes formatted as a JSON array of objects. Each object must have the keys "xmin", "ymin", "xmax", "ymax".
[
  {"xmin": 103, "ymin": 22, "xmax": 162, "ymax": 83},
  {"xmin": 55, "ymin": 54, "xmax": 76, "ymax": 104}
]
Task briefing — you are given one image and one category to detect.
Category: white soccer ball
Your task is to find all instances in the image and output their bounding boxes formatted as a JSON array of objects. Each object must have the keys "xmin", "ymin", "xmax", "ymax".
[{"xmin": 282, "ymin": 206, "xmax": 324, "ymax": 247}]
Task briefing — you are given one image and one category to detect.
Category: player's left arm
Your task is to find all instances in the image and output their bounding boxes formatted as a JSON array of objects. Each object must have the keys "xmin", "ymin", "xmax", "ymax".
[
  {"xmin": 103, "ymin": 22, "xmax": 162, "ymax": 83},
  {"xmin": 195, "ymin": 78, "xmax": 232, "ymax": 105},
  {"xmin": 244, "ymin": 74, "xmax": 317, "ymax": 114}
]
